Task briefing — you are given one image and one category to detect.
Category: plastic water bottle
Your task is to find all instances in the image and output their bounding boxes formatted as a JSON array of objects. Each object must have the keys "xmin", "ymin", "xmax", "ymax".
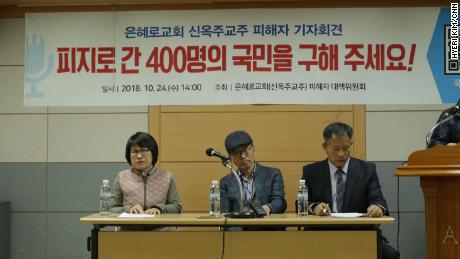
[
  {"xmin": 99, "ymin": 179, "xmax": 111, "ymax": 216},
  {"xmin": 209, "ymin": 180, "xmax": 220, "ymax": 216},
  {"xmin": 297, "ymin": 179, "xmax": 308, "ymax": 216}
]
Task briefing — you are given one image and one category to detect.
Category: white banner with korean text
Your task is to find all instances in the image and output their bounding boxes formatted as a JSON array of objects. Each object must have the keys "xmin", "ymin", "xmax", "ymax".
[{"xmin": 24, "ymin": 8, "xmax": 459, "ymax": 106}]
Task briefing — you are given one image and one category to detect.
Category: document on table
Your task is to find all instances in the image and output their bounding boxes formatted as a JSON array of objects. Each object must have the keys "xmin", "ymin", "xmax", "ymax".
[
  {"xmin": 331, "ymin": 212, "xmax": 365, "ymax": 218},
  {"xmin": 118, "ymin": 212, "xmax": 155, "ymax": 218}
]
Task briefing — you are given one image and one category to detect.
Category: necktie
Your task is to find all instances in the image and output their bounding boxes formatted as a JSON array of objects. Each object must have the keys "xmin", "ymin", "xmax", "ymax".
[{"xmin": 335, "ymin": 169, "xmax": 345, "ymax": 212}]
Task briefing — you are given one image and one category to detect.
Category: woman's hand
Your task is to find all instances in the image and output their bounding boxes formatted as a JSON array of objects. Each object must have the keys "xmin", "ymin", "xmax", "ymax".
[
  {"xmin": 145, "ymin": 207, "xmax": 161, "ymax": 215},
  {"xmin": 129, "ymin": 204, "xmax": 144, "ymax": 214}
]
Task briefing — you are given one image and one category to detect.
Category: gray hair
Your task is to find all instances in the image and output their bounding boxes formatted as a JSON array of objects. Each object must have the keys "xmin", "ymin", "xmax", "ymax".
[{"xmin": 323, "ymin": 122, "xmax": 353, "ymax": 142}]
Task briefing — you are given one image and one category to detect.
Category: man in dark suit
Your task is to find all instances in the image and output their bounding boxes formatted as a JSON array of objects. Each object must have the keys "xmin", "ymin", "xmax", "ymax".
[
  {"xmin": 428, "ymin": 98, "xmax": 460, "ymax": 148},
  {"xmin": 302, "ymin": 122, "xmax": 399, "ymax": 259},
  {"xmin": 220, "ymin": 130, "xmax": 286, "ymax": 216}
]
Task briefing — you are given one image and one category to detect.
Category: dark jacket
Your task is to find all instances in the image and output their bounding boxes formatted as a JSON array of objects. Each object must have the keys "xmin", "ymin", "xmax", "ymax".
[
  {"xmin": 302, "ymin": 157, "xmax": 388, "ymax": 215},
  {"xmin": 220, "ymin": 162, "xmax": 287, "ymax": 214},
  {"xmin": 428, "ymin": 114, "xmax": 460, "ymax": 148}
]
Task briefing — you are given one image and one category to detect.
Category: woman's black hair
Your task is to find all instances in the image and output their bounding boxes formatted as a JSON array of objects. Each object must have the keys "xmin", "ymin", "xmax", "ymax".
[{"xmin": 125, "ymin": 132, "xmax": 159, "ymax": 166}]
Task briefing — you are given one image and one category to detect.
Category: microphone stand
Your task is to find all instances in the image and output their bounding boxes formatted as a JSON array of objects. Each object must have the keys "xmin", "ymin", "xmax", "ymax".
[
  {"xmin": 426, "ymin": 113, "xmax": 458, "ymax": 147},
  {"xmin": 220, "ymin": 159, "xmax": 255, "ymax": 218},
  {"xmin": 222, "ymin": 161, "xmax": 244, "ymax": 213}
]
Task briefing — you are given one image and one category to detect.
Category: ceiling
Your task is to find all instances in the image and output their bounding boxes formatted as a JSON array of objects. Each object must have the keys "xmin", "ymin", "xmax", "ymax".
[
  {"xmin": 0, "ymin": 0, "xmax": 450, "ymax": 6},
  {"xmin": 0, "ymin": 0, "xmax": 211, "ymax": 5},
  {"xmin": 0, "ymin": 0, "xmax": 450, "ymax": 18}
]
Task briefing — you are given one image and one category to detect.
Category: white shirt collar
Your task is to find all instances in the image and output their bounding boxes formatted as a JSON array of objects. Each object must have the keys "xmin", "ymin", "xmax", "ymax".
[{"xmin": 327, "ymin": 157, "xmax": 350, "ymax": 176}]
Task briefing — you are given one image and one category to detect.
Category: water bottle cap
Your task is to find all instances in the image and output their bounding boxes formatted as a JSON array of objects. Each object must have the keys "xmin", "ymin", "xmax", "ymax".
[
  {"xmin": 212, "ymin": 180, "xmax": 219, "ymax": 185},
  {"xmin": 103, "ymin": 179, "xmax": 109, "ymax": 185},
  {"xmin": 299, "ymin": 179, "xmax": 305, "ymax": 184}
]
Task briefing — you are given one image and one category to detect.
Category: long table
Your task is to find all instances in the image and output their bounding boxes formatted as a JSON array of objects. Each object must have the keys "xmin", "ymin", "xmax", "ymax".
[{"xmin": 80, "ymin": 213, "xmax": 394, "ymax": 259}]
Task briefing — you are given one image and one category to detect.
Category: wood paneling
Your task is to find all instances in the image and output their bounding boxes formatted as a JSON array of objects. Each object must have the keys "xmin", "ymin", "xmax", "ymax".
[
  {"xmin": 418, "ymin": 177, "xmax": 460, "ymax": 259},
  {"xmin": 148, "ymin": 106, "xmax": 161, "ymax": 147},
  {"xmin": 99, "ymin": 231, "xmax": 223, "ymax": 259},
  {"xmin": 162, "ymin": 104, "xmax": 353, "ymax": 113},
  {"xmin": 152, "ymin": 104, "xmax": 365, "ymax": 212},
  {"xmin": 160, "ymin": 110, "xmax": 354, "ymax": 162},
  {"xmin": 264, "ymin": 161, "xmax": 310, "ymax": 212},
  {"xmin": 0, "ymin": 0, "xmax": 449, "ymax": 7},
  {"xmin": 163, "ymin": 162, "xmax": 229, "ymax": 212},
  {"xmin": 98, "ymin": 229, "xmax": 378, "ymax": 259},
  {"xmin": 353, "ymin": 104, "xmax": 366, "ymax": 160},
  {"xmin": 226, "ymin": 231, "xmax": 376, "ymax": 259},
  {"xmin": 408, "ymin": 144, "xmax": 460, "ymax": 166}
]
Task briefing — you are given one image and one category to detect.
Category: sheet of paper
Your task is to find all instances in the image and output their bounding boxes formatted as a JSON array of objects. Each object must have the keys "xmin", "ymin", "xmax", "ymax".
[
  {"xmin": 331, "ymin": 212, "xmax": 365, "ymax": 218},
  {"xmin": 118, "ymin": 212, "xmax": 155, "ymax": 218}
]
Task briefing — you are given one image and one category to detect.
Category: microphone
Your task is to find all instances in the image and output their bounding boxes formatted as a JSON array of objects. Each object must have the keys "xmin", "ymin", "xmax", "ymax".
[
  {"xmin": 426, "ymin": 105, "xmax": 460, "ymax": 147},
  {"xmin": 141, "ymin": 165, "xmax": 153, "ymax": 179},
  {"xmin": 442, "ymin": 105, "xmax": 460, "ymax": 118},
  {"xmin": 208, "ymin": 151, "xmax": 256, "ymax": 219},
  {"xmin": 438, "ymin": 99, "xmax": 460, "ymax": 122},
  {"xmin": 205, "ymin": 148, "xmax": 229, "ymax": 161}
]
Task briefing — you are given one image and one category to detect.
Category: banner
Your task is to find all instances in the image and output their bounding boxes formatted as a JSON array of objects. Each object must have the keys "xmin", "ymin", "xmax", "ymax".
[{"xmin": 24, "ymin": 7, "xmax": 460, "ymax": 106}]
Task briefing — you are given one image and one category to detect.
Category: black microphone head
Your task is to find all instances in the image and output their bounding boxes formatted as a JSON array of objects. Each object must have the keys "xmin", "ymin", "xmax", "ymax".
[
  {"xmin": 206, "ymin": 148, "xmax": 214, "ymax": 156},
  {"xmin": 446, "ymin": 105, "xmax": 460, "ymax": 114}
]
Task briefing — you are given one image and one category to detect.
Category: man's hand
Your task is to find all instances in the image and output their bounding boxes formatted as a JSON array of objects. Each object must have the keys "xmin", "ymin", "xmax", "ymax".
[
  {"xmin": 129, "ymin": 204, "xmax": 144, "ymax": 214},
  {"xmin": 262, "ymin": 205, "xmax": 271, "ymax": 215},
  {"xmin": 313, "ymin": 203, "xmax": 331, "ymax": 216},
  {"xmin": 366, "ymin": 204, "xmax": 383, "ymax": 217},
  {"xmin": 145, "ymin": 207, "xmax": 161, "ymax": 215}
]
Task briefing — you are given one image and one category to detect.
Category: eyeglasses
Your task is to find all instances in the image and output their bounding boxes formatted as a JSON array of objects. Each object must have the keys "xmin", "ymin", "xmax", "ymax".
[
  {"xmin": 130, "ymin": 148, "xmax": 150, "ymax": 156},
  {"xmin": 230, "ymin": 145, "xmax": 254, "ymax": 157}
]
